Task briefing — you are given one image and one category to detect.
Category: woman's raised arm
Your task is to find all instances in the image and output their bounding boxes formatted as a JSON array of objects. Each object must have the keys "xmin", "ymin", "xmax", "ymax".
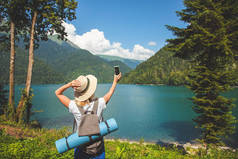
[
  {"xmin": 104, "ymin": 73, "xmax": 122, "ymax": 104},
  {"xmin": 55, "ymin": 80, "xmax": 81, "ymax": 108},
  {"xmin": 55, "ymin": 82, "xmax": 72, "ymax": 108}
]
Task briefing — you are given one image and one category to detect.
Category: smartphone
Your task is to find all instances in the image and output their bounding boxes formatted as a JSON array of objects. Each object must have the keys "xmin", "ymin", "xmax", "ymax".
[{"xmin": 114, "ymin": 66, "xmax": 120, "ymax": 75}]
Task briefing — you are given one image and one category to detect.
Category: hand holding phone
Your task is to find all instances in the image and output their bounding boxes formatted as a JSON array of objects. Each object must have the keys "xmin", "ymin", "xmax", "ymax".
[{"xmin": 114, "ymin": 66, "xmax": 120, "ymax": 75}]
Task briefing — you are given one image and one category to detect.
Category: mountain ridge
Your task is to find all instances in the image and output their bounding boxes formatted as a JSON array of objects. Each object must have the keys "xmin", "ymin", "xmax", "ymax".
[
  {"xmin": 97, "ymin": 54, "xmax": 143, "ymax": 69},
  {"xmin": 33, "ymin": 36, "xmax": 132, "ymax": 83},
  {"xmin": 121, "ymin": 46, "xmax": 238, "ymax": 85},
  {"xmin": 0, "ymin": 36, "xmax": 132, "ymax": 84},
  {"xmin": 120, "ymin": 47, "xmax": 191, "ymax": 85}
]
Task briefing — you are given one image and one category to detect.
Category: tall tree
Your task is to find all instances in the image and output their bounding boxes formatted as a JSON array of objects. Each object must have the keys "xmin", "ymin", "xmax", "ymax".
[
  {"xmin": 17, "ymin": 0, "xmax": 77, "ymax": 123},
  {"xmin": 0, "ymin": 83, "xmax": 8, "ymax": 115},
  {"xmin": 0, "ymin": 0, "xmax": 28, "ymax": 120},
  {"xmin": 166, "ymin": 0, "xmax": 237, "ymax": 145}
]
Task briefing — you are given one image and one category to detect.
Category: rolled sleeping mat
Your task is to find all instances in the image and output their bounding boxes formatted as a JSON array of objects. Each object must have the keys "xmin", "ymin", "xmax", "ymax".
[{"xmin": 55, "ymin": 118, "xmax": 118, "ymax": 153}]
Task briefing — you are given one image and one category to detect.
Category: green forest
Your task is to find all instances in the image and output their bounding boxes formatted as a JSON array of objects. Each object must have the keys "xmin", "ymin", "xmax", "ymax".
[
  {"xmin": 0, "ymin": 36, "xmax": 132, "ymax": 84},
  {"xmin": 121, "ymin": 47, "xmax": 191, "ymax": 85},
  {"xmin": 121, "ymin": 46, "xmax": 238, "ymax": 86},
  {"xmin": 1, "ymin": 40, "xmax": 237, "ymax": 86},
  {"xmin": 0, "ymin": 46, "xmax": 64, "ymax": 84}
]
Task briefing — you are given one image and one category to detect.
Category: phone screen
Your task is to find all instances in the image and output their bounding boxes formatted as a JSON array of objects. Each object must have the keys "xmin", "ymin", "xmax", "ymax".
[{"xmin": 114, "ymin": 66, "xmax": 120, "ymax": 75}]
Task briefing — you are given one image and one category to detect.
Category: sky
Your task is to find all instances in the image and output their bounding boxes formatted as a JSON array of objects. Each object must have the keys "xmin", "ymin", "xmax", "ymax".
[{"xmin": 63, "ymin": 0, "xmax": 186, "ymax": 60}]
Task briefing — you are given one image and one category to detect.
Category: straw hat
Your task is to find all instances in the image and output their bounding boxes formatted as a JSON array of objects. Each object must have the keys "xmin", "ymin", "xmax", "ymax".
[{"xmin": 74, "ymin": 75, "xmax": 97, "ymax": 101}]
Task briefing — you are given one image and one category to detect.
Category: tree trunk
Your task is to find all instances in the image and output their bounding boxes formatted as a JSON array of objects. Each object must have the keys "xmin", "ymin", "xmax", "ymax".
[
  {"xmin": 8, "ymin": 21, "xmax": 16, "ymax": 120},
  {"xmin": 25, "ymin": 11, "xmax": 37, "ymax": 96},
  {"xmin": 16, "ymin": 11, "xmax": 37, "ymax": 123}
]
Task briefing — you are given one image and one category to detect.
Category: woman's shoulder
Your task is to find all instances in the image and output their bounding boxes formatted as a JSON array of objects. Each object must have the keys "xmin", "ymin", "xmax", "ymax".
[
  {"xmin": 69, "ymin": 99, "xmax": 77, "ymax": 105},
  {"xmin": 89, "ymin": 98, "xmax": 106, "ymax": 108},
  {"xmin": 98, "ymin": 97, "xmax": 106, "ymax": 104},
  {"xmin": 97, "ymin": 97, "xmax": 106, "ymax": 110},
  {"xmin": 68, "ymin": 100, "xmax": 78, "ymax": 113},
  {"xmin": 92, "ymin": 97, "xmax": 105, "ymax": 104}
]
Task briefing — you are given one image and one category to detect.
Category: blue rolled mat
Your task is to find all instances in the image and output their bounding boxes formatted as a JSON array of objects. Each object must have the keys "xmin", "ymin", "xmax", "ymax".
[{"xmin": 55, "ymin": 118, "xmax": 118, "ymax": 153}]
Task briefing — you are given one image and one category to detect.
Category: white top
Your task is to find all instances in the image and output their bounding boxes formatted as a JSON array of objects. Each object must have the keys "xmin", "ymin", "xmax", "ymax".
[{"xmin": 68, "ymin": 97, "xmax": 107, "ymax": 132}]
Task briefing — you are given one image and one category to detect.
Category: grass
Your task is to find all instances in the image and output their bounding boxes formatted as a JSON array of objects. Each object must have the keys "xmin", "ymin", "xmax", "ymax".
[{"xmin": 0, "ymin": 118, "xmax": 237, "ymax": 159}]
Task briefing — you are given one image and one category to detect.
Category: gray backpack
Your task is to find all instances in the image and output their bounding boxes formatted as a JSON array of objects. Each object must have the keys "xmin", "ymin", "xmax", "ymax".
[{"xmin": 75, "ymin": 99, "xmax": 104, "ymax": 156}]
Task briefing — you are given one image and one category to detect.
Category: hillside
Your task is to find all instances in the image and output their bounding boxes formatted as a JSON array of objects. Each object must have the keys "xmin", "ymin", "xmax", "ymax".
[
  {"xmin": 121, "ymin": 46, "xmax": 238, "ymax": 86},
  {"xmin": 0, "ymin": 47, "xmax": 64, "ymax": 84},
  {"xmin": 97, "ymin": 55, "xmax": 142, "ymax": 69},
  {"xmin": 0, "ymin": 36, "xmax": 132, "ymax": 84},
  {"xmin": 106, "ymin": 60, "xmax": 131, "ymax": 74},
  {"xmin": 33, "ymin": 36, "xmax": 131, "ymax": 83},
  {"xmin": 121, "ymin": 47, "xmax": 191, "ymax": 85}
]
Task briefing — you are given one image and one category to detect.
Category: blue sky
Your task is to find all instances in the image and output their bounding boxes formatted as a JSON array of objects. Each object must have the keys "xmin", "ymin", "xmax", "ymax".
[{"xmin": 64, "ymin": 0, "xmax": 186, "ymax": 60}]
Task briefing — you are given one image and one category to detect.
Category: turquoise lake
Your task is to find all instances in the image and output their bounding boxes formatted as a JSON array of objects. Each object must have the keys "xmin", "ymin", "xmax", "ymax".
[{"xmin": 14, "ymin": 84, "xmax": 238, "ymax": 147}]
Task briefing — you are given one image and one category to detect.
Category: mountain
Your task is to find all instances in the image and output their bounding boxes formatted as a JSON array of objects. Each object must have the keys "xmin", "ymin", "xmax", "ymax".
[
  {"xmin": 121, "ymin": 46, "xmax": 238, "ymax": 86},
  {"xmin": 97, "ymin": 55, "xmax": 143, "ymax": 69},
  {"xmin": 106, "ymin": 60, "xmax": 131, "ymax": 74},
  {"xmin": 32, "ymin": 36, "xmax": 131, "ymax": 83},
  {"xmin": 0, "ymin": 35, "xmax": 132, "ymax": 84},
  {"xmin": 0, "ymin": 47, "xmax": 64, "ymax": 84},
  {"xmin": 120, "ymin": 47, "xmax": 191, "ymax": 85}
]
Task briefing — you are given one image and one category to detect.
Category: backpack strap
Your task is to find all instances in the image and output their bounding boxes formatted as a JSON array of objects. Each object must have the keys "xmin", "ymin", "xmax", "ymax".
[
  {"xmin": 92, "ymin": 99, "xmax": 99, "ymax": 114},
  {"xmin": 77, "ymin": 99, "xmax": 98, "ymax": 115},
  {"xmin": 65, "ymin": 136, "xmax": 70, "ymax": 150},
  {"xmin": 77, "ymin": 106, "xmax": 85, "ymax": 115},
  {"xmin": 72, "ymin": 118, "xmax": 76, "ymax": 133},
  {"xmin": 77, "ymin": 103, "xmax": 91, "ymax": 115}
]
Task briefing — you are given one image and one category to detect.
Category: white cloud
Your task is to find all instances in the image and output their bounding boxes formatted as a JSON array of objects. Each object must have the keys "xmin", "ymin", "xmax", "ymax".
[
  {"xmin": 62, "ymin": 22, "xmax": 154, "ymax": 60},
  {"xmin": 148, "ymin": 41, "xmax": 157, "ymax": 46}
]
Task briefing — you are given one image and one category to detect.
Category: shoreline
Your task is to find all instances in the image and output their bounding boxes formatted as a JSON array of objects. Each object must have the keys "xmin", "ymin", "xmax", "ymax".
[
  {"xmin": 105, "ymin": 138, "xmax": 237, "ymax": 153},
  {"xmin": 105, "ymin": 137, "xmax": 199, "ymax": 147}
]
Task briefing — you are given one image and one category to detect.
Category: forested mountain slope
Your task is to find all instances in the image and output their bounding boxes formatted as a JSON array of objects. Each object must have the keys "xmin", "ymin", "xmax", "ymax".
[
  {"xmin": 97, "ymin": 55, "xmax": 142, "ymax": 69},
  {"xmin": 121, "ymin": 47, "xmax": 238, "ymax": 86},
  {"xmin": 32, "ymin": 36, "xmax": 131, "ymax": 83},
  {"xmin": 121, "ymin": 47, "xmax": 193, "ymax": 85},
  {"xmin": 0, "ymin": 36, "xmax": 131, "ymax": 84},
  {"xmin": 0, "ymin": 47, "xmax": 64, "ymax": 84}
]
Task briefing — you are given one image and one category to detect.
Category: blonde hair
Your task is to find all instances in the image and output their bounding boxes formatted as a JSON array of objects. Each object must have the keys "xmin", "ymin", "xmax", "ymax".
[{"xmin": 75, "ymin": 94, "xmax": 95, "ymax": 107}]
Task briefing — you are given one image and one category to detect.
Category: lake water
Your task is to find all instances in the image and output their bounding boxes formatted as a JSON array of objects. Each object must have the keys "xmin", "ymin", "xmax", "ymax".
[{"xmin": 14, "ymin": 84, "xmax": 238, "ymax": 147}]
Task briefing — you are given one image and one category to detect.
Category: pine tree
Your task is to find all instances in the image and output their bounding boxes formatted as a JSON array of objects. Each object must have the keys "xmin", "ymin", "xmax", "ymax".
[{"xmin": 166, "ymin": 0, "xmax": 237, "ymax": 145}]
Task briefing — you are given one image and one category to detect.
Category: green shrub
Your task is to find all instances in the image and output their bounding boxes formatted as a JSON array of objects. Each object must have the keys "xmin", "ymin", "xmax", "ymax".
[{"xmin": 0, "ymin": 124, "xmax": 237, "ymax": 159}]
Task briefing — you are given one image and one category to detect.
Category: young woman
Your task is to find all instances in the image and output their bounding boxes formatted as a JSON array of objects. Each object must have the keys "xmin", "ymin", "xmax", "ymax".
[{"xmin": 55, "ymin": 73, "xmax": 121, "ymax": 159}]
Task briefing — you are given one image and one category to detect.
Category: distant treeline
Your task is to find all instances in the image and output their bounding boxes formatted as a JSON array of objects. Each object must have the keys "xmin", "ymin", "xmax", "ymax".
[{"xmin": 121, "ymin": 47, "xmax": 238, "ymax": 86}]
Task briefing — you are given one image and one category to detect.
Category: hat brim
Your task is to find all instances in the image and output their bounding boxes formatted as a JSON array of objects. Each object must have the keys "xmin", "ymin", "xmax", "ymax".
[{"xmin": 74, "ymin": 75, "xmax": 97, "ymax": 101}]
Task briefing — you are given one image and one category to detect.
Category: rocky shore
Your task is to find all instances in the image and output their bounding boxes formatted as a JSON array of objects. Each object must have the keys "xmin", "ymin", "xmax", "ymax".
[{"xmin": 105, "ymin": 138, "xmax": 237, "ymax": 155}]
